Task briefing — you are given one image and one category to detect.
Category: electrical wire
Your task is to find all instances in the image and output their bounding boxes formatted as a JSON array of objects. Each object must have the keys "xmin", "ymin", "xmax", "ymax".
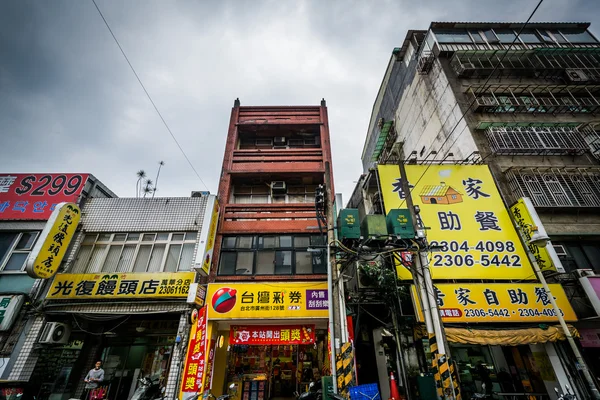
[
  {"xmin": 91, "ymin": 0, "xmax": 209, "ymax": 191},
  {"xmin": 396, "ymin": 0, "xmax": 545, "ymax": 208},
  {"xmin": 72, "ymin": 314, "xmax": 131, "ymax": 336}
]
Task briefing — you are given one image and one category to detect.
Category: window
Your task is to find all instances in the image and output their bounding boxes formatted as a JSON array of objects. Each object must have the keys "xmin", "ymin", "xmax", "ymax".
[
  {"xmin": 468, "ymin": 30, "xmax": 486, "ymax": 44},
  {"xmin": 559, "ymin": 29, "xmax": 598, "ymax": 44},
  {"xmin": 494, "ymin": 29, "xmax": 518, "ymax": 44},
  {"xmin": 433, "ymin": 29, "xmax": 473, "ymax": 44},
  {"xmin": 218, "ymin": 235, "xmax": 326, "ymax": 276},
  {"xmin": 483, "ymin": 30, "xmax": 499, "ymax": 43},
  {"xmin": 71, "ymin": 232, "xmax": 198, "ymax": 274},
  {"xmin": 0, "ymin": 232, "xmax": 39, "ymax": 272},
  {"xmin": 233, "ymin": 186, "xmax": 269, "ymax": 204},
  {"xmin": 232, "ymin": 184, "xmax": 318, "ymax": 204},
  {"xmin": 517, "ymin": 29, "xmax": 541, "ymax": 43}
]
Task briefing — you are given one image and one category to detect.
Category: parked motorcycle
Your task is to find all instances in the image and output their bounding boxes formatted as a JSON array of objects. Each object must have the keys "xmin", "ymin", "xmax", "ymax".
[
  {"xmin": 470, "ymin": 383, "xmax": 492, "ymax": 399},
  {"xmin": 130, "ymin": 376, "xmax": 163, "ymax": 400},
  {"xmin": 189, "ymin": 383, "xmax": 238, "ymax": 400},
  {"xmin": 294, "ymin": 381, "xmax": 322, "ymax": 400},
  {"xmin": 554, "ymin": 385, "xmax": 577, "ymax": 400}
]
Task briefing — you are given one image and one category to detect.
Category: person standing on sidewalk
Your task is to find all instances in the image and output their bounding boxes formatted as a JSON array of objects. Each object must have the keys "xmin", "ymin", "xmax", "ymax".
[{"xmin": 81, "ymin": 361, "xmax": 104, "ymax": 400}]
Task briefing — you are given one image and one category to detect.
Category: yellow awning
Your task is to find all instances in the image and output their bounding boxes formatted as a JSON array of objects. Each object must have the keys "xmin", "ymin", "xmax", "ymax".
[{"xmin": 415, "ymin": 325, "xmax": 579, "ymax": 346}]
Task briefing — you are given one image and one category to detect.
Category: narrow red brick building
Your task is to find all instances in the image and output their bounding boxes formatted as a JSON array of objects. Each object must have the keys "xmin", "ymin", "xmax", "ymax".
[{"xmin": 204, "ymin": 99, "xmax": 335, "ymax": 398}]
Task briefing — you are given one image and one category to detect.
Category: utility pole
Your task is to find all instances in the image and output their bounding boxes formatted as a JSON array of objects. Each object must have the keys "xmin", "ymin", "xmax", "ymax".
[
  {"xmin": 397, "ymin": 159, "xmax": 457, "ymax": 399},
  {"xmin": 324, "ymin": 161, "xmax": 342, "ymax": 392}
]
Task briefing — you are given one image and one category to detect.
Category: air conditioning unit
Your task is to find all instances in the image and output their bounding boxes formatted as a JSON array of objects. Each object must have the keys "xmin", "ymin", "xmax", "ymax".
[
  {"xmin": 553, "ymin": 245, "xmax": 568, "ymax": 258},
  {"xmin": 274, "ymin": 137, "xmax": 286, "ymax": 145},
  {"xmin": 39, "ymin": 322, "xmax": 71, "ymax": 344},
  {"xmin": 565, "ymin": 69, "xmax": 589, "ymax": 83},
  {"xmin": 191, "ymin": 191, "xmax": 209, "ymax": 198},
  {"xmin": 271, "ymin": 181, "xmax": 287, "ymax": 194},
  {"xmin": 304, "ymin": 137, "xmax": 318, "ymax": 146},
  {"xmin": 357, "ymin": 258, "xmax": 384, "ymax": 290},
  {"xmin": 575, "ymin": 269, "xmax": 595, "ymax": 278}
]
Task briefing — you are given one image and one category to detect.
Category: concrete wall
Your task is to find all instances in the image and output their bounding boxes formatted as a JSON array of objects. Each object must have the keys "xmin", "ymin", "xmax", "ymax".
[{"xmin": 394, "ymin": 58, "xmax": 478, "ymax": 162}]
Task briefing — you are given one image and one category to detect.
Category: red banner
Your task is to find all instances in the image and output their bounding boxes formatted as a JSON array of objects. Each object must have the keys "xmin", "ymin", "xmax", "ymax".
[
  {"xmin": 181, "ymin": 306, "xmax": 207, "ymax": 394},
  {"xmin": 230, "ymin": 325, "xmax": 315, "ymax": 345},
  {"xmin": 0, "ymin": 173, "xmax": 89, "ymax": 220}
]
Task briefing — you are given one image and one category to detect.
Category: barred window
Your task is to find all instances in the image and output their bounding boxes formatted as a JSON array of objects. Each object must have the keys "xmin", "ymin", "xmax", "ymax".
[{"xmin": 71, "ymin": 232, "xmax": 197, "ymax": 274}]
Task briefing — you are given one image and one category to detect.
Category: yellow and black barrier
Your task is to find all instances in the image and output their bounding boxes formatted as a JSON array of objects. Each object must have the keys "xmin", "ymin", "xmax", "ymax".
[{"xmin": 336, "ymin": 342, "xmax": 356, "ymax": 397}]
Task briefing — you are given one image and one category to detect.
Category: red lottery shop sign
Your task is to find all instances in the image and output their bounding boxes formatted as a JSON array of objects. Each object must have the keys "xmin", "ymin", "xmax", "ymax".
[
  {"xmin": 230, "ymin": 325, "xmax": 315, "ymax": 345},
  {"xmin": 0, "ymin": 174, "xmax": 89, "ymax": 220},
  {"xmin": 181, "ymin": 306, "xmax": 207, "ymax": 394}
]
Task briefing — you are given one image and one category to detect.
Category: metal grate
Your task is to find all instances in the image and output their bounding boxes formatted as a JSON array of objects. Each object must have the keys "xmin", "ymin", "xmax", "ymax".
[
  {"xmin": 485, "ymin": 126, "xmax": 588, "ymax": 156},
  {"xmin": 506, "ymin": 167, "xmax": 600, "ymax": 208},
  {"xmin": 580, "ymin": 125, "xmax": 600, "ymax": 160},
  {"xmin": 450, "ymin": 48, "xmax": 600, "ymax": 79}
]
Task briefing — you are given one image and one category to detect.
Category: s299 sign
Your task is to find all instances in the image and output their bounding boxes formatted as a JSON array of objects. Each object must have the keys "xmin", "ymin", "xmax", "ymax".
[{"xmin": 0, "ymin": 174, "xmax": 89, "ymax": 220}]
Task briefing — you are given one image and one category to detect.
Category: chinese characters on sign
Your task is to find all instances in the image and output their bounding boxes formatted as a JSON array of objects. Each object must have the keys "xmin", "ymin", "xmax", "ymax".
[
  {"xmin": 26, "ymin": 203, "xmax": 81, "ymax": 279},
  {"xmin": 411, "ymin": 283, "xmax": 577, "ymax": 323},
  {"xmin": 378, "ymin": 165, "xmax": 534, "ymax": 280},
  {"xmin": 0, "ymin": 174, "xmax": 89, "ymax": 220},
  {"xmin": 198, "ymin": 197, "xmax": 219, "ymax": 275},
  {"xmin": 47, "ymin": 272, "xmax": 195, "ymax": 299},
  {"xmin": 510, "ymin": 197, "xmax": 564, "ymax": 273},
  {"xmin": 207, "ymin": 282, "xmax": 329, "ymax": 319},
  {"xmin": 181, "ymin": 306, "xmax": 207, "ymax": 395},
  {"xmin": 230, "ymin": 325, "xmax": 316, "ymax": 345}
]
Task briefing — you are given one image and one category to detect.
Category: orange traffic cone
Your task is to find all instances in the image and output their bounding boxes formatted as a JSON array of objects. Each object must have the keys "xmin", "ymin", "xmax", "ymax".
[{"xmin": 389, "ymin": 371, "xmax": 403, "ymax": 400}]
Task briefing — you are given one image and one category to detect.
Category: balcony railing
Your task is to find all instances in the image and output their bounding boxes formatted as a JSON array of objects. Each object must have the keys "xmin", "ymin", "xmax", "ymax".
[
  {"xmin": 506, "ymin": 167, "xmax": 600, "ymax": 208},
  {"xmin": 471, "ymin": 93, "xmax": 600, "ymax": 114},
  {"xmin": 450, "ymin": 48, "xmax": 600, "ymax": 79},
  {"xmin": 485, "ymin": 126, "xmax": 588, "ymax": 156}
]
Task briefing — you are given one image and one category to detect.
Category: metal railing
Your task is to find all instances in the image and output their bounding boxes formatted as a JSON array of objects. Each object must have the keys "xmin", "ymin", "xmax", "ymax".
[
  {"xmin": 506, "ymin": 167, "xmax": 600, "ymax": 208},
  {"xmin": 485, "ymin": 126, "xmax": 588, "ymax": 156}
]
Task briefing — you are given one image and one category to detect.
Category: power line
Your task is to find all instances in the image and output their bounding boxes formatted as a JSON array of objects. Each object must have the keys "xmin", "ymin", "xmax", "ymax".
[
  {"xmin": 397, "ymin": 0, "xmax": 545, "ymax": 207},
  {"xmin": 91, "ymin": 0, "xmax": 209, "ymax": 192}
]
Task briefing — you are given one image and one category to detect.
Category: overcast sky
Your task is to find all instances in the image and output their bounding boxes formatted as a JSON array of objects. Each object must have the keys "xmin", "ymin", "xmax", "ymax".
[{"xmin": 1, "ymin": 0, "xmax": 599, "ymax": 201}]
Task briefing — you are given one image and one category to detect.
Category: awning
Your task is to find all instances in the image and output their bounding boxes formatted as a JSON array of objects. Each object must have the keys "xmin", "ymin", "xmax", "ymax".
[{"xmin": 415, "ymin": 325, "xmax": 579, "ymax": 346}]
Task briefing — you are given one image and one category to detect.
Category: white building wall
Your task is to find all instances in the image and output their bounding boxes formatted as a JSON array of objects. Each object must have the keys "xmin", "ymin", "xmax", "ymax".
[{"xmin": 394, "ymin": 59, "xmax": 477, "ymax": 161}]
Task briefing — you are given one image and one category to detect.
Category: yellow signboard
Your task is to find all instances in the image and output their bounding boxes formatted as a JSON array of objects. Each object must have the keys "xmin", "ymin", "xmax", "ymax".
[
  {"xmin": 378, "ymin": 165, "xmax": 534, "ymax": 280},
  {"xmin": 510, "ymin": 197, "xmax": 563, "ymax": 272},
  {"xmin": 411, "ymin": 283, "xmax": 577, "ymax": 323},
  {"xmin": 200, "ymin": 198, "xmax": 219, "ymax": 275},
  {"xmin": 47, "ymin": 272, "xmax": 195, "ymax": 299},
  {"xmin": 26, "ymin": 202, "xmax": 81, "ymax": 279},
  {"xmin": 207, "ymin": 282, "xmax": 329, "ymax": 320}
]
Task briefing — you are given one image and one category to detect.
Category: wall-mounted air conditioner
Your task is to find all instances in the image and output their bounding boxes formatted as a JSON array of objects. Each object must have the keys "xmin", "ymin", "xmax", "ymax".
[
  {"xmin": 274, "ymin": 137, "xmax": 286, "ymax": 145},
  {"xmin": 553, "ymin": 245, "xmax": 568, "ymax": 258},
  {"xmin": 575, "ymin": 269, "xmax": 595, "ymax": 279},
  {"xmin": 565, "ymin": 69, "xmax": 589, "ymax": 83},
  {"xmin": 39, "ymin": 322, "xmax": 71, "ymax": 344},
  {"xmin": 271, "ymin": 181, "xmax": 287, "ymax": 194}
]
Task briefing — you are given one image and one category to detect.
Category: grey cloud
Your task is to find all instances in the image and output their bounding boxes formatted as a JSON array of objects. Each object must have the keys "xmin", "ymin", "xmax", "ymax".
[{"xmin": 1, "ymin": 0, "xmax": 599, "ymax": 201}]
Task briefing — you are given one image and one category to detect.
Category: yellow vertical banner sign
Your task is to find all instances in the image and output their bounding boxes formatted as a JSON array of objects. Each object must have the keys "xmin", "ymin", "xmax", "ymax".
[{"xmin": 377, "ymin": 164, "xmax": 534, "ymax": 280}]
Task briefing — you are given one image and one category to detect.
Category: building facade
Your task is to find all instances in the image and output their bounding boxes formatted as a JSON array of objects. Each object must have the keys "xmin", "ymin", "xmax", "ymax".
[
  {"xmin": 193, "ymin": 100, "xmax": 336, "ymax": 400},
  {"xmin": 351, "ymin": 22, "xmax": 600, "ymax": 400},
  {"xmin": 6, "ymin": 193, "xmax": 218, "ymax": 400},
  {"xmin": 0, "ymin": 174, "xmax": 115, "ymax": 391}
]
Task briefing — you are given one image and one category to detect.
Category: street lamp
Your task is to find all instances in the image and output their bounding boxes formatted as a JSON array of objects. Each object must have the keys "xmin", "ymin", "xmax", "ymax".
[{"xmin": 523, "ymin": 225, "xmax": 600, "ymax": 399}]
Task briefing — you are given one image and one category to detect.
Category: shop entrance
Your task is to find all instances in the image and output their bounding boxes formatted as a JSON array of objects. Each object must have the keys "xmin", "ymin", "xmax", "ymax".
[
  {"xmin": 451, "ymin": 344, "xmax": 550, "ymax": 398},
  {"xmin": 221, "ymin": 329, "xmax": 328, "ymax": 400}
]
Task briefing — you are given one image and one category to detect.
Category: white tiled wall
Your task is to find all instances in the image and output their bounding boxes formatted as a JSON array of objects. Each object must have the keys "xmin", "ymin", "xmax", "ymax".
[
  {"xmin": 165, "ymin": 313, "xmax": 190, "ymax": 399},
  {"xmin": 7, "ymin": 315, "xmax": 45, "ymax": 381}
]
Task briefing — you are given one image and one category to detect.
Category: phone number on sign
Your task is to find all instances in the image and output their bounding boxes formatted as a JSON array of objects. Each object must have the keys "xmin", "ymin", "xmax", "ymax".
[
  {"xmin": 460, "ymin": 308, "xmax": 564, "ymax": 318},
  {"xmin": 429, "ymin": 240, "xmax": 522, "ymax": 268}
]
